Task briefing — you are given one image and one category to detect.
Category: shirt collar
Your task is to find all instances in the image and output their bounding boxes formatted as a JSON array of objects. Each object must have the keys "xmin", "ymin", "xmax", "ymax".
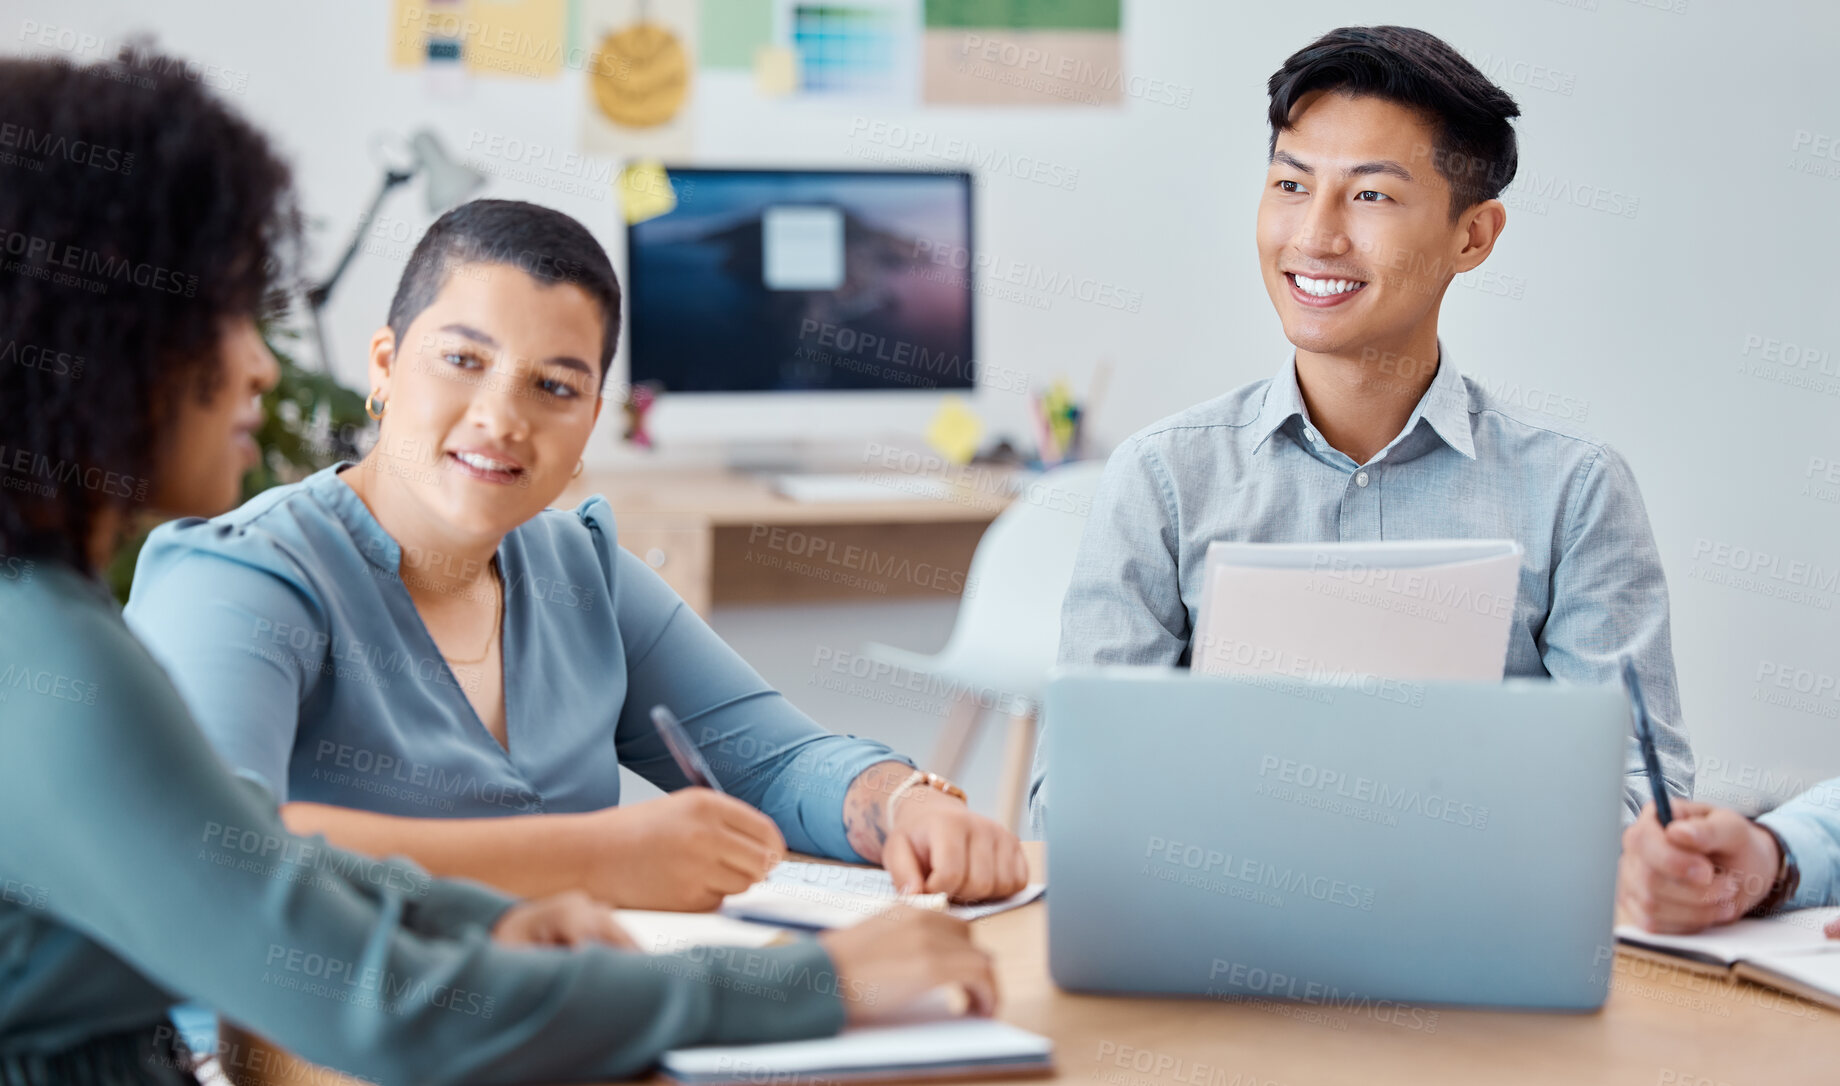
[
  {"xmin": 309, "ymin": 462, "xmax": 402, "ymax": 571},
  {"xmin": 1251, "ymin": 342, "xmax": 1476, "ymax": 462}
]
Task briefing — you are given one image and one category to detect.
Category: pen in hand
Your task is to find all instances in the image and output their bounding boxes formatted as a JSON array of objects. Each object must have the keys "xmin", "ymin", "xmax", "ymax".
[{"xmin": 1621, "ymin": 655, "xmax": 1673, "ymax": 825}]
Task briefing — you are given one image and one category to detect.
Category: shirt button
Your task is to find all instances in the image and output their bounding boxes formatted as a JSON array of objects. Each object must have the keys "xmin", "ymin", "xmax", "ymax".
[
  {"xmin": 1355, "ymin": 471, "xmax": 1370, "ymax": 488},
  {"xmin": 1304, "ymin": 427, "xmax": 1319, "ymax": 442}
]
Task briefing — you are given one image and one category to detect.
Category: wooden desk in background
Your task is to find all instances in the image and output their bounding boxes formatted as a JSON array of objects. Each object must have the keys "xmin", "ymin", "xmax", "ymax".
[
  {"xmin": 220, "ymin": 843, "xmax": 1839, "ymax": 1086},
  {"xmin": 553, "ymin": 468, "xmax": 1014, "ymax": 614}
]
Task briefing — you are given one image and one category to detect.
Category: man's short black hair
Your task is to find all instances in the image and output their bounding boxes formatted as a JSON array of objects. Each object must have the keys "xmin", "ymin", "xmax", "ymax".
[
  {"xmin": 386, "ymin": 199, "xmax": 622, "ymax": 383},
  {"xmin": 1267, "ymin": 25, "xmax": 1520, "ymax": 219}
]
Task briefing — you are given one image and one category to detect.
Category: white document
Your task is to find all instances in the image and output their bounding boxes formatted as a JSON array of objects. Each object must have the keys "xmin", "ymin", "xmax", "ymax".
[
  {"xmin": 720, "ymin": 860, "xmax": 1047, "ymax": 929},
  {"xmin": 761, "ymin": 205, "xmax": 845, "ymax": 290},
  {"xmin": 661, "ymin": 1018, "xmax": 1053, "ymax": 1084},
  {"xmin": 1614, "ymin": 906, "xmax": 1840, "ymax": 967},
  {"xmin": 613, "ymin": 909, "xmax": 789, "ymax": 955},
  {"xmin": 1189, "ymin": 539, "xmax": 1523, "ymax": 682}
]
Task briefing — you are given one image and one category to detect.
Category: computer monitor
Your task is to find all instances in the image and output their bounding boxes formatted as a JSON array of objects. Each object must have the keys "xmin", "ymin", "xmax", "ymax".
[{"xmin": 626, "ymin": 168, "xmax": 974, "ymax": 394}]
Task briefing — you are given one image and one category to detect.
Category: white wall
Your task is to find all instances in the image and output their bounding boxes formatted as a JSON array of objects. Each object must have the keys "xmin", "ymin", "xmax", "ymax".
[{"xmin": 8, "ymin": 0, "xmax": 1837, "ymax": 815}]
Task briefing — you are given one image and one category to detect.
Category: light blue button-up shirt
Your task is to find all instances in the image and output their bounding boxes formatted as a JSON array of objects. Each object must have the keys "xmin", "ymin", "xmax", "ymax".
[
  {"xmin": 1033, "ymin": 347, "xmax": 1692, "ymax": 823},
  {"xmin": 1759, "ymin": 779, "xmax": 1840, "ymax": 909},
  {"xmin": 124, "ymin": 464, "xmax": 907, "ymax": 862}
]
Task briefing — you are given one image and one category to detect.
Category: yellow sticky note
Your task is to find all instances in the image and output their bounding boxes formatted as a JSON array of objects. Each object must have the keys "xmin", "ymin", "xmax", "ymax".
[
  {"xmin": 754, "ymin": 44, "xmax": 797, "ymax": 97},
  {"xmin": 464, "ymin": 0, "xmax": 569, "ymax": 79},
  {"xmin": 616, "ymin": 160, "xmax": 677, "ymax": 224},
  {"xmin": 926, "ymin": 396, "xmax": 983, "ymax": 466}
]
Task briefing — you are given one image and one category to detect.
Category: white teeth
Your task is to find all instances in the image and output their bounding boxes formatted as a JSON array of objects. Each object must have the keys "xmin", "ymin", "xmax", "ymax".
[
  {"xmin": 1293, "ymin": 274, "xmax": 1366, "ymax": 297},
  {"xmin": 454, "ymin": 451, "xmax": 516, "ymax": 472}
]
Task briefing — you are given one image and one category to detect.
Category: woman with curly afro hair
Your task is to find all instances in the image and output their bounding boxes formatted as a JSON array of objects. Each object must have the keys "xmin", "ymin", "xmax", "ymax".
[{"xmin": 0, "ymin": 45, "xmax": 992, "ymax": 1086}]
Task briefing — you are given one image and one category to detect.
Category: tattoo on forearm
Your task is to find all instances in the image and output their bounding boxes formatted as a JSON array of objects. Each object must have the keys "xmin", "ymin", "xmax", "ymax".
[{"xmin": 844, "ymin": 762, "xmax": 907, "ymax": 861}]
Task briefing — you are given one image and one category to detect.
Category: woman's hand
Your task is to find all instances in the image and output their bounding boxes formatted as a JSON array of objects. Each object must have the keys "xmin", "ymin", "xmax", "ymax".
[
  {"xmin": 491, "ymin": 890, "xmax": 637, "ymax": 949},
  {"xmin": 817, "ymin": 907, "xmax": 997, "ymax": 1022},
  {"xmin": 577, "ymin": 789, "xmax": 785, "ymax": 911},
  {"xmin": 841, "ymin": 762, "xmax": 1029, "ymax": 903},
  {"xmin": 883, "ymin": 788, "xmax": 1029, "ymax": 902}
]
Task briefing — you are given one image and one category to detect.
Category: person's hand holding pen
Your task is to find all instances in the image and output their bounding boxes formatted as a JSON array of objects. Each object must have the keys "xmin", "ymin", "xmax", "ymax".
[{"xmin": 1617, "ymin": 800, "xmax": 1789, "ymax": 933}]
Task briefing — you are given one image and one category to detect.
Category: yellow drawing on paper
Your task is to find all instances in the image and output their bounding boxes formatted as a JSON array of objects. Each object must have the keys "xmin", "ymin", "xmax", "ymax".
[{"xmin": 591, "ymin": 22, "xmax": 689, "ymax": 128}]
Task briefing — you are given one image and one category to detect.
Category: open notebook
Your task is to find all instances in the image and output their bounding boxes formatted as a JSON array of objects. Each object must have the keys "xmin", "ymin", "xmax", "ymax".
[
  {"xmin": 615, "ymin": 902, "xmax": 1054, "ymax": 1084},
  {"xmin": 721, "ymin": 860, "xmax": 1047, "ymax": 930},
  {"xmin": 1615, "ymin": 906, "xmax": 1840, "ymax": 1007}
]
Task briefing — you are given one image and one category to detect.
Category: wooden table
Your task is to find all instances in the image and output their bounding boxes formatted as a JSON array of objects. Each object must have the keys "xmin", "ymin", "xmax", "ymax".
[
  {"xmin": 553, "ymin": 467, "xmax": 1014, "ymax": 614},
  {"xmin": 221, "ymin": 843, "xmax": 1838, "ymax": 1085}
]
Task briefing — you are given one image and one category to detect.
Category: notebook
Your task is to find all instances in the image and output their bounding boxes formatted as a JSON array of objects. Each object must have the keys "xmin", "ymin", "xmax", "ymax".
[
  {"xmin": 1615, "ymin": 907, "xmax": 1840, "ymax": 1006},
  {"xmin": 1189, "ymin": 539, "xmax": 1523, "ymax": 682},
  {"xmin": 720, "ymin": 860, "xmax": 1047, "ymax": 930},
  {"xmin": 660, "ymin": 1018, "xmax": 1054, "ymax": 1085},
  {"xmin": 614, "ymin": 909, "xmax": 790, "ymax": 954}
]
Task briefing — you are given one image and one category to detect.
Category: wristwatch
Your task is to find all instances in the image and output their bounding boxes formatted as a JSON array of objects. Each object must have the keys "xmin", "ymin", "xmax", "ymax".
[
  {"xmin": 886, "ymin": 769, "xmax": 968, "ymax": 827},
  {"xmin": 1745, "ymin": 819, "xmax": 1800, "ymax": 918}
]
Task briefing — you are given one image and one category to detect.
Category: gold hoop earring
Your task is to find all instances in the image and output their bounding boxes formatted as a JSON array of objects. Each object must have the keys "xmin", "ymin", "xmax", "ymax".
[
  {"xmin": 572, "ymin": 459, "xmax": 585, "ymax": 478},
  {"xmin": 365, "ymin": 390, "xmax": 387, "ymax": 420}
]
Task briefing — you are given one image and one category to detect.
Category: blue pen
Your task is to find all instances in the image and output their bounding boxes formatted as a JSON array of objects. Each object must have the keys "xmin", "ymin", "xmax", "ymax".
[
  {"xmin": 651, "ymin": 704, "xmax": 727, "ymax": 794},
  {"xmin": 1620, "ymin": 655, "xmax": 1672, "ymax": 825}
]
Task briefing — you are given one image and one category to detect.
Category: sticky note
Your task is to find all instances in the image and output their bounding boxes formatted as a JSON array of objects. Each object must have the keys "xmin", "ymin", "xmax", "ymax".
[
  {"xmin": 926, "ymin": 396, "xmax": 983, "ymax": 465},
  {"xmin": 754, "ymin": 44, "xmax": 798, "ymax": 97},
  {"xmin": 616, "ymin": 160, "xmax": 677, "ymax": 224}
]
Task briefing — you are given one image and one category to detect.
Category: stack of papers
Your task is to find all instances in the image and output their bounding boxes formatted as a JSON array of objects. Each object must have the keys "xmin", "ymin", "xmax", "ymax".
[
  {"xmin": 1189, "ymin": 539, "xmax": 1523, "ymax": 682},
  {"xmin": 1616, "ymin": 907, "xmax": 1840, "ymax": 1007},
  {"xmin": 720, "ymin": 860, "xmax": 1047, "ymax": 930}
]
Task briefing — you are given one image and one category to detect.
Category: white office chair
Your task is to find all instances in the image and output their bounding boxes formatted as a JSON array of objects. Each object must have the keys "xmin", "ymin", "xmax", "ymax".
[{"xmin": 860, "ymin": 460, "xmax": 1107, "ymax": 831}]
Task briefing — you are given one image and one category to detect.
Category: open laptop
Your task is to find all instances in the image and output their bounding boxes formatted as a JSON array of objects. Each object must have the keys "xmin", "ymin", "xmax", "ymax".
[{"xmin": 1043, "ymin": 667, "xmax": 1629, "ymax": 1011}]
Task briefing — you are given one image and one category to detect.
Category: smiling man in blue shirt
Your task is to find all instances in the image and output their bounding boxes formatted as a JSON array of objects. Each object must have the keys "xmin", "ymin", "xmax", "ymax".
[{"xmin": 1031, "ymin": 25, "xmax": 1692, "ymax": 826}]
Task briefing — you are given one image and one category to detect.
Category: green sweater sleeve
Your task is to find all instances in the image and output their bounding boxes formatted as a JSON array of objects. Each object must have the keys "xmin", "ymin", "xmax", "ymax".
[{"xmin": 0, "ymin": 569, "xmax": 845, "ymax": 1083}]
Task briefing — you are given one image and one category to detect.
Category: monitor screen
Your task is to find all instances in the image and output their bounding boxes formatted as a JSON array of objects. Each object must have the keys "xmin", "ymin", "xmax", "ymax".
[{"xmin": 626, "ymin": 168, "xmax": 974, "ymax": 394}]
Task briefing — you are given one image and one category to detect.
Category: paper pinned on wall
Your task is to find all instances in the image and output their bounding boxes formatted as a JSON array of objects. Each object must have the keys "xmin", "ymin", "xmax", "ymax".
[
  {"xmin": 921, "ymin": 0, "xmax": 1123, "ymax": 107},
  {"xmin": 616, "ymin": 160, "xmax": 679, "ymax": 224},
  {"xmin": 578, "ymin": 0, "xmax": 698, "ymax": 159},
  {"xmin": 389, "ymin": 0, "xmax": 569, "ymax": 79},
  {"xmin": 701, "ymin": 0, "xmax": 775, "ymax": 69}
]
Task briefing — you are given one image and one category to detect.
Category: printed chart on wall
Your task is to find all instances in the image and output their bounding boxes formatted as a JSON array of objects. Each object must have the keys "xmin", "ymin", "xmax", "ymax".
[
  {"xmin": 578, "ymin": 0, "xmax": 699, "ymax": 158},
  {"xmin": 922, "ymin": 0, "xmax": 1122, "ymax": 107},
  {"xmin": 702, "ymin": 0, "xmax": 917, "ymax": 103}
]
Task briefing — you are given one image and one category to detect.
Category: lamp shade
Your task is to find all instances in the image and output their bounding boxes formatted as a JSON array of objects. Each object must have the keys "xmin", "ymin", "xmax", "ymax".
[{"xmin": 409, "ymin": 129, "xmax": 487, "ymax": 213}]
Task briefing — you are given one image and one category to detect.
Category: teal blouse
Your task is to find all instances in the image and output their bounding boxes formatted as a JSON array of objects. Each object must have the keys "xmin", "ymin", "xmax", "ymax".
[
  {"xmin": 0, "ymin": 562, "xmax": 844, "ymax": 1077},
  {"xmin": 123, "ymin": 465, "xmax": 907, "ymax": 860}
]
